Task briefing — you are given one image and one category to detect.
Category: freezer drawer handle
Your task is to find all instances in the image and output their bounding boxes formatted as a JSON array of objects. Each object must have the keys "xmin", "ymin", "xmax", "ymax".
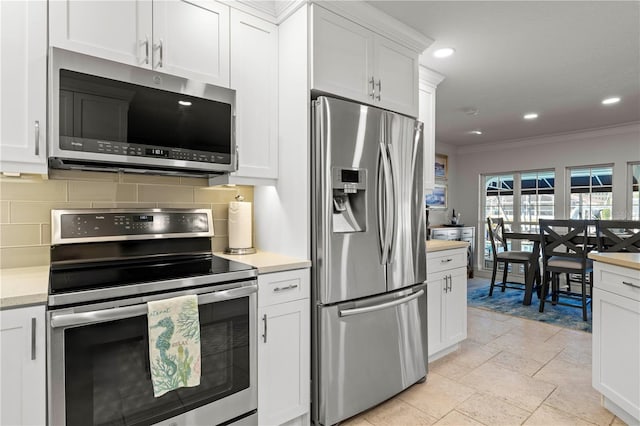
[
  {"xmin": 339, "ymin": 289, "xmax": 424, "ymax": 318},
  {"xmin": 273, "ymin": 284, "xmax": 298, "ymax": 292},
  {"xmin": 622, "ymin": 281, "xmax": 640, "ymax": 289}
]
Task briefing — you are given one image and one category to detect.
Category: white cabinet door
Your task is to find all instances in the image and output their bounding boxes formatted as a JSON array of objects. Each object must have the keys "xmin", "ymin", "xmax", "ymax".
[
  {"xmin": 593, "ymin": 287, "xmax": 640, "ymax": 421},
  {"xmin": 230, "ymin": 9, "xmax": 278, "ymax": 179},
  {"xmin": 374, "ymin": 35, "xmax": 418, "ymax": 117},
  {"xmin": 49, "ymin": 0, "xmax": 152, "ymax": 68},
  {"xmin": 311, "ymin": 5, "xmax": 374, "ymax": 105},
  {"xmin": 0, "ymin": 305, "xmax": 46, "ymax": 426},
  {"xmin": 0, "ymin": 0, "xmax": 47, "ymax": 175},
  {"xmin": 153, "ymin": 0, "xmax": 229, "ymax": 86},
  {"xmin": 419, "ymin": 81, "xmax": 435, "ymax": 191},
  {"xmin": 50, "ymin": 0, "xmax": 229, "ymax": 86},
  {"xmin": 426, "ymin": 272, "xmax": 445, "ymax": 356},
  {"xmin": 258, "ymin": 298, "xmax": 310, "ymax": 426},
  {"xmin": 444, "ymin": 267, "xmax": 468, "ymax": 347}
]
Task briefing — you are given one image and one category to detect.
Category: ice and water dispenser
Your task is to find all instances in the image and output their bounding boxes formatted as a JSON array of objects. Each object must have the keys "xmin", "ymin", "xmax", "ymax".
[{"xmin": 332, "ymin": 167, "xmax": 367, "ymax": 233}]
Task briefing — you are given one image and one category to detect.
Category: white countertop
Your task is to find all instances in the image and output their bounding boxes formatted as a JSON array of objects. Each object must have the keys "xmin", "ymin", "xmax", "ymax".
[
  {"xmin": 0, "ymin": 251, "xmax": 311, "ymax": 309},
  {"xmin": 0, "ymin": 265, "xmax": 49, "ymax": 309},
  {"xmin": 426, "ymin": 240, "xmax": 469, "ymax": 253},
  {"xmin": 214, "ymin": 250, "xmax": 311, "ymax": 274},
  {"xmin": 588, "ymin": 252, "xmax": 640, "ymax": 271}
]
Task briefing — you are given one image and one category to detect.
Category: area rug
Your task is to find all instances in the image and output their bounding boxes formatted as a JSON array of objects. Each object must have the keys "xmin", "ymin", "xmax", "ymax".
[{"xmin": 467, "ymin": 284, "xmax": 592, "ymax": 333}]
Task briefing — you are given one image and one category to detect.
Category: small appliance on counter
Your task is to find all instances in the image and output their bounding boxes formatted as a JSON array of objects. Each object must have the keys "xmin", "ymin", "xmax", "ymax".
[{"xmin": 225, "ymin": 195, "xmax": 256, "ymax": 255}]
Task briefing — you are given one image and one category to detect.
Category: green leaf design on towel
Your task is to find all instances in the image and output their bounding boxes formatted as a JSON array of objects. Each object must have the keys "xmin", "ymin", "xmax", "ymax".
[{"xmin": 177, "ymin": 298, "xmax": 200, "ymax": 342}]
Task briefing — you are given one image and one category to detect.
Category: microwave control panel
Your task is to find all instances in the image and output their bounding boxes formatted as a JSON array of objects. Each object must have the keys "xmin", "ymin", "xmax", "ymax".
[{"xmin": 59, "ymin": 137, "xmax": 231, "ymax": 164}]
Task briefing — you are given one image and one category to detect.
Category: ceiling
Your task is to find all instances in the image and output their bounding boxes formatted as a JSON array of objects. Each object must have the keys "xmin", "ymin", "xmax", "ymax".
[{"xmin": 367, "ymin": 1, "xmax": 640, "ymax": 146}]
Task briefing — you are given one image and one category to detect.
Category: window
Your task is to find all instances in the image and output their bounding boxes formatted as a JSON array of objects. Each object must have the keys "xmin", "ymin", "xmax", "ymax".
[
  {"xmin": 569, "ymin": 166, "xmax": 613, "ymax": 220},
  {"xmin": 483, "ymin": 170, "xmax": 555, "ymax": 271},
  {"xmin": 631, "ymin": 162, "xmax": 640, "ymax": 220}
]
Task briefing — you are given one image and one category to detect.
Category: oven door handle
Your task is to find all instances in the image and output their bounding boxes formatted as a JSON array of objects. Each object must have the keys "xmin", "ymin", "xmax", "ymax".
[{"xmin": 50, "ymin": 285, "xmax": 258, "ymax": 328}]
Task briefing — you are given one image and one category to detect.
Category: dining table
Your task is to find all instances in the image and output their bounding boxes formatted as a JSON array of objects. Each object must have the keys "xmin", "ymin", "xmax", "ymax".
[{"xmin": 504, "ymin": 231, "xmax": 602, "ymax": 305}]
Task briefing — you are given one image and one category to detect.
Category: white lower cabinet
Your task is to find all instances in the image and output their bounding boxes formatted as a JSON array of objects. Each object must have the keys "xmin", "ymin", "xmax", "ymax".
[
  {"xmin": 426, "ymin": 247, "xmax": 468, "ymax": 361},
  {"xmin": 258, "ymin": 269, "xmax": 310, "ymax": 426},
  {"xmin": 0, "ymin": 305, "xmax": 46, "ymax": 426},
  {"xmin": 592, "ymin": 261, "xmax": 640, "ymax": 425}
]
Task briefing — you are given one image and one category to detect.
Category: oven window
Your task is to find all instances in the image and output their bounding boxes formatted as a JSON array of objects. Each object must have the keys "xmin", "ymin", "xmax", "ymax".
[{"xmin": 64, "ymin": 298, "xmax": 249, "ymax": 426}]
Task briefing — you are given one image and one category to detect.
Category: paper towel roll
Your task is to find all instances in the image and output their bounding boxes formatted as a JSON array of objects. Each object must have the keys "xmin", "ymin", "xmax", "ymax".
[{"xmin": 228, "ymin": 201, "xmax": 252, "ymax": 249}]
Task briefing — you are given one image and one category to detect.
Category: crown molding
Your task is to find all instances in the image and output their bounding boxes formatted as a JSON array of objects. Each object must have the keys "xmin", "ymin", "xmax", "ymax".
[
  {"xmin": 455, "ymin": 122, "xmax": 640, "ymax": 155},
  {"xmin": 310, "ymin": 1, "xmax": 433, "ymax": 53},
  {"xmin": 419, "ymin": 66, "xmax": 445, "ymax": 87},
  {"xmin": 223, "ymin": 0, "xmax": 303, "ymax": 24}
]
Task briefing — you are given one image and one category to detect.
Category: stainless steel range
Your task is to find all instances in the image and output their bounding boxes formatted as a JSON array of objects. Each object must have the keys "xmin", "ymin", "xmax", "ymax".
[{"xmin": 47, "ymin": 209, "xmax": 258, "ymax": 426}]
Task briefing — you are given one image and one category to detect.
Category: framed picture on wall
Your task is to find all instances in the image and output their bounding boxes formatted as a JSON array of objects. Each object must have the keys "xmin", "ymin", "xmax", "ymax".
[
  {"xmin": 435, "ymin": 154, "xmax": 448, "ymax": 180},
  {"xmin": 425, "ymin": 184, "xmax": 447, "ymax": 209}
]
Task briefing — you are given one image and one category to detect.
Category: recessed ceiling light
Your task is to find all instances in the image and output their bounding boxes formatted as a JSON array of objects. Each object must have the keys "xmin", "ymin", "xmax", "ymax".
[
  {"xmin": 433, "ymin": 47, "xmax": 455, "ymax": 58},
  {"xmin": 469, "ymin": 130, "xmax": 483, "ymax": 135},
  {"xmin": 523, "ymin": 113, "xmax": 539, "ymax": 120},
  {"xmin": 178, "ymin": 100, "xmax": 192, "ymax": 106},
  {"xmin": 601, "ymin": 97, "xmax": 621, "ymax": 105}
]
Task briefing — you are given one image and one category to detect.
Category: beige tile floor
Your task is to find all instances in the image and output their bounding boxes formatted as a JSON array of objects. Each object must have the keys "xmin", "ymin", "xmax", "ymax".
[{"xmin": 342, "ymin": 307, "xmax": 626, "ymax": 426}]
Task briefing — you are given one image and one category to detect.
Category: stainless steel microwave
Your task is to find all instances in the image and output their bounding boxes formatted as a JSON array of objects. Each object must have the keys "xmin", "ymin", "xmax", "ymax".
[{"xmin": 48, "ymin": 48, "xmax": 236, "ymax": 177}]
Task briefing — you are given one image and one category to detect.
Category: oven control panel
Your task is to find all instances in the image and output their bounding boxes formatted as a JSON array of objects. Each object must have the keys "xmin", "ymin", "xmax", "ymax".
[{"xmin": 53, "ymin": 209, "xmax": 214, "ymax": 243}]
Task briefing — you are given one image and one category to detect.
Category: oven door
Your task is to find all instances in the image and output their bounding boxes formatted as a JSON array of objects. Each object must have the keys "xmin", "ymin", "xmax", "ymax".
[{"xmin": 48, "ymin": 280, "xmax": 257, "ymax": 426}]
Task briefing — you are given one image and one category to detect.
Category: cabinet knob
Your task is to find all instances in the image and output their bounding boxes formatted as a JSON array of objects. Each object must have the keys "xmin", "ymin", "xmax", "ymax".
[
  {"xmin": 369, "ymin": 77, "xmax": 375, "ymax": 99},
  {"xmin": 375, "ymin": 79, "xmax": 382, "ymax": 101}
]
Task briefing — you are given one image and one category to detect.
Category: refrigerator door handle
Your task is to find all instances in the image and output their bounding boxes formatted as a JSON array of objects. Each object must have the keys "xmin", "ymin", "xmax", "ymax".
[
  {"xmin": 379, "ymin": 141, "xmax": 394, "ymax": 264},
  {"xmin": 385, "ymin": 143, "xmax": 397, "ymax": 262},
  {"xmin": 338, "ymin": 289, "xmax": 425, "ymax": 317}
]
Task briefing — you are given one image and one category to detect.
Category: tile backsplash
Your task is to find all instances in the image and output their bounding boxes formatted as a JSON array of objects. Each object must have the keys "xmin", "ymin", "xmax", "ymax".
[{"xmin": 0, "ymin": 170, "xmax": 253, "ymax": 269}]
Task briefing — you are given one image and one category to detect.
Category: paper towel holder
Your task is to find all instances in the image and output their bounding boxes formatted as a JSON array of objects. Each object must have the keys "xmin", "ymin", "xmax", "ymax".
[{"xmin": 224, "ymin": 195, "xmax": 257, "ymax": 255}]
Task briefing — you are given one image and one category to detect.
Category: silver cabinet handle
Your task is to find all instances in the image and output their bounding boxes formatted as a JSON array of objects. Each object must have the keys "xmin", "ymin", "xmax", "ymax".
[
  {"xmin": 235, "ymin": 145, "xmax": 239, "ymax": 171},
  {"xmin": 622, "ymin": 281, "xmax": 640, "ymax": 289},
  {"xmin": 448, "ymin": 275, "xmax": 453, "ymax": 292},
  {"xmin": 144, "ymin": 36, "xmax": 150, "ymax": 64},
  {"xmin": 31, "ymin": 317, "xmax": 37, "ymax": 360},
  {"xmin": 155, "ymin": 39, "xmax": 164, "ymax": 68},
  {"xmin": 369, "ymin": 77, "xmax": 375, "ymax": 99},
  {"xmin": 441, "ymin": 258, "xmax": 453, "ymax": 263},
  {"xmin": 443, "ymin": 276, "xmax": 448, "ymax": 293},
  {"xmin": 273, "ymin": 284, "xmax": 298, "ymax": 292},
  {"xmin": 376, "ymin": 79, "xmax": 382, "ymax": 101},
  {"xmin": 339, "ymin": 289, "xmax": 424, "ymax": 317},
  {"xmin": 34, "ymin": 121, "xmax": 40, "ymax": 156},
  {"xmin": 262, "ymin": 314, "xmax": 267, "ymax": 343}
]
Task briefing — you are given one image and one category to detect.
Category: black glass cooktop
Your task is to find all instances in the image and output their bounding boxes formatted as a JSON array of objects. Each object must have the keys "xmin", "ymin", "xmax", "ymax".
[{"xmin": 49, "ymin": 254, "xmax": 254, "ymax": 295}]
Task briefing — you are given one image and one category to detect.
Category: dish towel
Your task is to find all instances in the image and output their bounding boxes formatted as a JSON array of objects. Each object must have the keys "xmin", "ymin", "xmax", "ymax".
[{"xmin": 148, "ymin": 294, "xmax": 201, "ymax": 397}]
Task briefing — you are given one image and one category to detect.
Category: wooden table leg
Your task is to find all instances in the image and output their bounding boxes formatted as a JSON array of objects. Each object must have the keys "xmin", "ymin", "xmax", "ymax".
[{"xmin": 523, "ymin": 241, "xmax": 541, "ymax": 305}]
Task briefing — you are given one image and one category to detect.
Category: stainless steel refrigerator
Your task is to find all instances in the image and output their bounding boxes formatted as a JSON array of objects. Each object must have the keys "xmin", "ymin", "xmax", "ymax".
[{"xmin": 311, "ymin": 96, "xmax": 428, "ymax": 426}]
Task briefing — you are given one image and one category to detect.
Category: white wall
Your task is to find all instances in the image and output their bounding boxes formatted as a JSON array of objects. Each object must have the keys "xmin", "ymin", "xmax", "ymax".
[
  {"xmin": 428, "ymin": 141, "xmax": 457, "ymax": 227},
  {"xmin": 447, "ymin": 122, "xmax": 640, "ymax": 270}
]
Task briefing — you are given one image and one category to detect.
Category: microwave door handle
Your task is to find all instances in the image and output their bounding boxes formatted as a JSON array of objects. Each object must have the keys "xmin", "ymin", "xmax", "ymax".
[{"xmin": 51, "ymin": 285, "xmax": 257, "ymax": 328}]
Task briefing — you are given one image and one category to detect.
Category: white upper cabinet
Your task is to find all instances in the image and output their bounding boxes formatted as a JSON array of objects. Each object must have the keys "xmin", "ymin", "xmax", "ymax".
[
  {"xmin": 311, "ymin": 4, "xmax": 420, "ymax": 117},
  {"xmin": 0, "ymin": 0, "xmax": 47, "ymax": 175},
  {"xmin": 229, "ymin": 9, "xmax": 278, "ymax": 180},
  {"xmin": 153, "ymin": 1, "xmax": 229, "ymax": 86},
  {"xmin": 418, "ymin": 66, "xmax": 445, "ymax": 192},
  {"xmin": 49, "ymin": 0, "xmax": 230, "ymax": 86}
]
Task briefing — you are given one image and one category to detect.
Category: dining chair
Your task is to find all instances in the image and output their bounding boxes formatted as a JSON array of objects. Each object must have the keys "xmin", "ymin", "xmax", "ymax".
[
  {"xmin": 486, "ymin": 217, "xmax": 540, "ymax": 298},
  {"xmin": 597, "ymin": 220, "xmax": 640, "ymax": 252},
  {"xmin": 538, "ymin": 219, "xmax": 594, "ymax": 321}
]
